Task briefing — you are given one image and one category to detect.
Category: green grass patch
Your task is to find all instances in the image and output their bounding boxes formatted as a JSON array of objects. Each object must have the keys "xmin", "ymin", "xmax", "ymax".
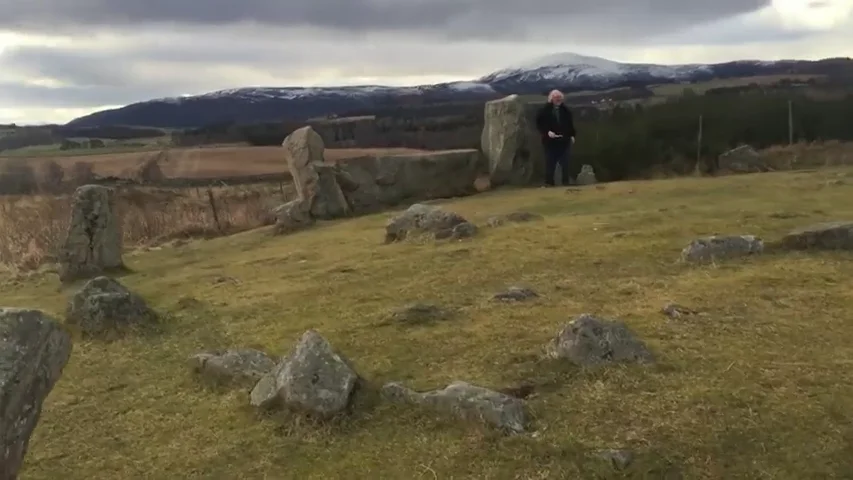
[{"xmin": 6, "ymin": 167, "xmax": 853, "ymax": 479}]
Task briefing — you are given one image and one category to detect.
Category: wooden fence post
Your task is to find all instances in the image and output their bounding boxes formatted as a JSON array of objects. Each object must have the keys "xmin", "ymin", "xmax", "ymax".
[{"xmin": 206, "ymin": 187, "xmax": 221, "ymax": 232}]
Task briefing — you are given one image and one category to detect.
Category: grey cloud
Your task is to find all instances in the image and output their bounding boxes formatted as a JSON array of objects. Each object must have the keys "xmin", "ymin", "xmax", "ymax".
[
  {"xmin": 0, "ymin": 28, "xmax": 513, "ymax": 93},
  {"xmin": 0, "ymin": 0, "xmax": 770, "ymax": 42},
  {"xmin": 0, "ymin": 30, "xmax": 509, "ymax": 107},
  {"xmin": 0, "ymin": 82, "xmax": 179, "ymax": 108},
  {"xmin": 652, "ymin": 15, "xmax": 819, "ymax": 46}
]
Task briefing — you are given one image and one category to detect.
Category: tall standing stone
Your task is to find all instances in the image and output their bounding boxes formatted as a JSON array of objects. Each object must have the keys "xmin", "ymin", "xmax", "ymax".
[
  {"xmin": 480, "ymin": 95, "xmax": 544, "ymax": 187},
  {"xmin": 282, "ymin": 126, "xmax": 350, "ymax": 219},
  {"xmin": 58, "ymin": 185, "xmax": 124, "ymax": 283},
  {"xmin": 0, "ymin": 308, "xmax": 73, "ymax": 479}
]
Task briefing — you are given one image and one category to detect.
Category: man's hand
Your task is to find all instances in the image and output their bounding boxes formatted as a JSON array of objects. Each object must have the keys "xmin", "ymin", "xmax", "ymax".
[{"xmin": 547, "ymin": 131, "xmax": 557, "ymax": 138}]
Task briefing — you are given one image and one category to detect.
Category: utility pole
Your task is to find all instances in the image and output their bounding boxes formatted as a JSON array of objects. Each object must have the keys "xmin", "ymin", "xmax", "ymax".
[
  {"xmin": 697, "ymin": 114, "xmax": 703, "ymax": 165},
  {"xmin": 788, "ymin": 100, "xmax": 793, "ymax": 145}
]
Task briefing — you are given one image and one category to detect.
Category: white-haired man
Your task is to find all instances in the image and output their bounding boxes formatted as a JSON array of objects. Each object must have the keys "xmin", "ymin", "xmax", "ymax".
[{"xmin": 535, "ymin": 90, "xmax": 577, "ymax": 186}]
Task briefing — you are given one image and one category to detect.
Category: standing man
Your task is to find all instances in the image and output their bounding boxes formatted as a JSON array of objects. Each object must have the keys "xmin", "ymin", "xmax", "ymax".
[{"xmin": 535, "ymin": 90, "xmax": 577, "ymax": 186}]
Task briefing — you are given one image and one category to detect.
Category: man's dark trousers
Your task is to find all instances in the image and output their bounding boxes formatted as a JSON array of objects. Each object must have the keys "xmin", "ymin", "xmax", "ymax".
[{"xmin": 544, "ymin": 143, "xmax": 575, "ymax": 186}]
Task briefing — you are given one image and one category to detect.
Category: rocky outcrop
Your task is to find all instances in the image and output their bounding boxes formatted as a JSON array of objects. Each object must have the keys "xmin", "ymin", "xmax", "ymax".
[
  {"xmin": 65, "ymin": 276, "xmax": 159, "ymax": 338},
  {"xmin": 0, "ymin": 308, "xmax": 73, "ymax": 479},
  {"xmin": 681, "ymin": 235, "xmax": 764, "ymax": 263},
  {"xmin": 480, "ymin": 95, "xmax": 544, "ymax": 186},
  {"xmin": 384, "ymin": 204, "xmax": 476, "ymax": 243},
  {"xmin": 382, "ymin": 381, "xmax": 530, "ymax": 433},
  {"xmin": 250, "ymin": 330, "xmax": 359, "ymax": 418},
  {"xmin": 780, "ymin": 221, "xmax": 853, "ymax": 250},
  {"xmin": 58, "ymin": 185, "xmax": 124, "ymax": 283},
  {"xmin": 189, "ymin": 349, "xmax": 277, "ymax": 388},
  {"xmin": 547, "ymin": 314, "xmax": 654, "ymax": 367}
]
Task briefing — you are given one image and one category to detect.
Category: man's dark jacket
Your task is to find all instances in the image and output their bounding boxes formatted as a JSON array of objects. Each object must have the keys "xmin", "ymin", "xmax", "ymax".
[{"xmin": 535, "ymin": 102, "xmax": 576, "ymax": 150}]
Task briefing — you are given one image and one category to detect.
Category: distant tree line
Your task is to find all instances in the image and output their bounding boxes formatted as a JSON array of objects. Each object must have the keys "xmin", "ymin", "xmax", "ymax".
[
  {"xmin": 569, "ymin": 90, "xmax": 853, "ymax": 180},
  {"xmin": 171, "ymin": 88, "xmax": 853, "ymax": 182}
]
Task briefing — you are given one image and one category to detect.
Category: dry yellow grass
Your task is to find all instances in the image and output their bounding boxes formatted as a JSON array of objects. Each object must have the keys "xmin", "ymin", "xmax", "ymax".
[
  {"xmin": 762, "ymin": 140, "xmax": 853, "ymax": 170},
  {"xmin": 5, "ymin": 167, "xmax": 853, "ymax": 479},
  {"xmin": 0, "ymin": 146, "xmax": 427, "ymax": 179},
  {"xmin": 0, "ymin": 183, "xmax": 290, "ymax": 268}
]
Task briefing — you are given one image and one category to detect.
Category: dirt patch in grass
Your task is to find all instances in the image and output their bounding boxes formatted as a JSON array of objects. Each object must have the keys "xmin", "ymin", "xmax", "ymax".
[{"xmin": 6, "ymin": 167, "xmax": 853, "ymax": 479}]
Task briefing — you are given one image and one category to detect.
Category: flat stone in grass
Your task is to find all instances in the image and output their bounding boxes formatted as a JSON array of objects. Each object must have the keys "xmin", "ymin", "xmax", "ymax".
[
  {"xmin": 681, "ymin": 235, "xmax": 763, "ymax": 263},
  {"xmin": 596, "ymin": 449, "xmax": 634, "ymax": 470},
  {"xmin": 387, "ymin": 303, "xmax": 454, "ymax": 326},
  {"xmin": 188, "ymin": 348, "xmax": 277, "ymax": 388},
  {"xmin": 382, "ymin": 380, "xmax": 530, "ymax": 434},
  {"xmin": 485, "ymin": 211, "xmax": 544, "ymax": 228},
  {"xmin": 493, "ymin": 286, "xmax": 539, "ymax": 302},
  {"xmin": 661, "ymin": 303, "xmax": 698, "ymax": 319},
  {"xmin": 780, "ymin": 221, "xmax": 853, "ymax": 250}
]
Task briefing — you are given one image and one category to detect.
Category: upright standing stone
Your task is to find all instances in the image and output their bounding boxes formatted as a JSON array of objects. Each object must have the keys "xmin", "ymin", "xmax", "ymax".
[
  {"xmin": 576, "ymin": 164, "xmax": 598, "ymax": 185},
  {"xmin": 58, "ymin": 185, "xmax": 124, "ymax": 283},
  {"xmin": 481, "ymin": 95, "xmax": 544, "ymax": 187},
  {"xmin": 0, "ymin": 308, "xmax": 73, "ymax": 479},
  {"xmin": 282, "ymin": 126, "xmax": 350, "ymax": 219}
]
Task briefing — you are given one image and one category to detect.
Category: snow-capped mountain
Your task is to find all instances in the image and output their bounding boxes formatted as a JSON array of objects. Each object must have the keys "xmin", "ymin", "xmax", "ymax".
[
  {"xmin": 157, "ymin": 81, "xmax": 497, "ymax": 104},
  {"xmin": 479, "ymin": 52, "xmax": 715, "ymax": 90},
  {"xmin": 66, "ymin": 53, "xmax": 850, "ymax": 129}
]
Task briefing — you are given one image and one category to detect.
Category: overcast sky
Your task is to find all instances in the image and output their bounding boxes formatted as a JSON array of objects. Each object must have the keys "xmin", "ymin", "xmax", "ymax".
[{"xmin": 0, "ymin": 0, "xmax": 851, "ymax": 124}]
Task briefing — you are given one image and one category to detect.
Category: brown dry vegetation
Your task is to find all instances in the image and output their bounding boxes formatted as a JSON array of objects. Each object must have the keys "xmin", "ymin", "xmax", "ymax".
[
  {"xmin": 762, "ymin": 140, "xmax": 853, "ymax": 170},
  {"xmin": 4, "ymin": 166, "xmax": 853, "ymax": 479},
  {"xmin": 0, "ymin": 183, "xmax": 292, "ymax": 270},
  {"xmin": 0, "ymin": 146, "xmax": 427, "ymax": 179}
]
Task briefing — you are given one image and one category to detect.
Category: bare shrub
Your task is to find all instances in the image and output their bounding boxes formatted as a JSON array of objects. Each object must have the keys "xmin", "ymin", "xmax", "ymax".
[
  {"xmin": 68, "ymin": 161, "xmax": 96, "ymax": 187},
  {"xmin": 39, "ymin": 160, "xmax": 65, "ymax": 193},
  {"xmin": 0, "ymin": 158, "xmax": 38, "ymax": 194}
]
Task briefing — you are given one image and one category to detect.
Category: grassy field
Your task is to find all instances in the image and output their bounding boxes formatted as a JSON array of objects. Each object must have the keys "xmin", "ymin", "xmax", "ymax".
[
  {"xmin": 4, "ymin": 166, "xmax": 853, "ymax": 478},
  {"xmin": 0, "ymin": 135, "xmax": 171, "ymax": 157},
  {"xmin": 648, "ymin": 74, "xmax": 820, "ymax": 96},
  {"xmin": 0, "ymin": 146, "xmax": 427, "ymax": 179}
]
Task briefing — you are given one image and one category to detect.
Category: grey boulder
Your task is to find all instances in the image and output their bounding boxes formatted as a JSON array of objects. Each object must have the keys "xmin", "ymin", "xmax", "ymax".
[{"xmin": 250, "ymin": 330, "xmax": 358, "ymax": 418}]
